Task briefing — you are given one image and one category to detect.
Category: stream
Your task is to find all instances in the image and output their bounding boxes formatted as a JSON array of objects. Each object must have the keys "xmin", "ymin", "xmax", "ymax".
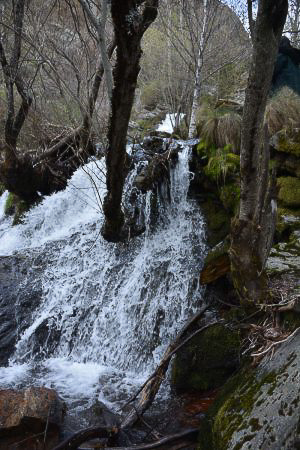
[{"xmin": 0, "ymin": 141, "xmax": 207, "ymax": 429}]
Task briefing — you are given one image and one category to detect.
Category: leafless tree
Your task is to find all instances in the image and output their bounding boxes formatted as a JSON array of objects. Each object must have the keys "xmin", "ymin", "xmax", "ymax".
[
  {"xmin": 101, "ymin": 0, "xmax": 159, "ymax": 242},
  {"xmin": 229, "ymin": 0, "xmax": 288, "ymax": 305}
]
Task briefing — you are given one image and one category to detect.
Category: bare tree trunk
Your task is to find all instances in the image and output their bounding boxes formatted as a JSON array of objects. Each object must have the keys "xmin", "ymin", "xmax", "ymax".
[
  {"xmin": 102, "ymin": 0, "xmax": 159, "ymax": 242},
  {"xmin": 78, "ymin": 0, "xmax": 114, "ymax": 101},
  {"xmin": 229, "ymin": 0, "xmax": 288, "ymax": 305}
]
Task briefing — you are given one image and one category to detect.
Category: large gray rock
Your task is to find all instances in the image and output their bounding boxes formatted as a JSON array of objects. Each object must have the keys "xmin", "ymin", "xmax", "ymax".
[{"xmin": 200, "ymin": 330, "xmax": 300, "ymax": 449}]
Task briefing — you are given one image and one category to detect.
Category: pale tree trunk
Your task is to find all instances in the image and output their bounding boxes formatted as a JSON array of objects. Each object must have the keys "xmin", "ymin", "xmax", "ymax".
[
  {"xmin": 78, "ymin": 0, "xmax": 113, "ymax": 101},
  {"xmin": 229, "ymin": 0, "xmax": 288, "ymax": 305},
  {"xmin": 289, "ymin": 0, "xmax": 300, "ymax": 46},
  {"xmin": 188, "ymin": 0, "xmax": 207, "ymax": 139}
]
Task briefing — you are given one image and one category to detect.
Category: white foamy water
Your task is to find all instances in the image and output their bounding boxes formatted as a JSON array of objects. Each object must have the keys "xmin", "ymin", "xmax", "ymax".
[
  {"xmin": 157, "ymin": 113, "xmax": 185, "ymax": 134},
  {"xmin": 0, "ymin": 146, "xmax": 206, "ymax": 413}
]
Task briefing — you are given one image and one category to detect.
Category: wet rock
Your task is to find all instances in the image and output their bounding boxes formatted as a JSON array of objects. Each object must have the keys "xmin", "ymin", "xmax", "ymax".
[
  {"xmin": 200, "ymin": 239, "xmax": 230, "ymax": 285},
  {"xmin": 198, "ymin": 330, "xmax": 300, "ymax": 450},
  {"xmin": 0, "ymin": 253, "xmax": 44, "ymax": 365},
  {"xmin": 267, "ymin": 229, "xmax": 300, "ymax": 276},
  {"xmin": 0, "ymin": 387, "xmax": 65, "ymax": 449},
  {"xmin": 172, "ymin": 323, "xmax": 240, "ymax": 393}
]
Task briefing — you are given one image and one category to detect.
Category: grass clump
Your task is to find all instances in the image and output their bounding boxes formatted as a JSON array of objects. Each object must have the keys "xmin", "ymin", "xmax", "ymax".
[
  {"xmin": 266, "ymin": 87, "xmax": 300, "ymax": 135},
  {"xmin": 196, "ymin": 102, "xmax": 242, "ymax": 154}
]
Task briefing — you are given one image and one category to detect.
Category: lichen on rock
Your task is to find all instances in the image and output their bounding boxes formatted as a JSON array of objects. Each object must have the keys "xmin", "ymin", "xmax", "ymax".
[{"xmin": 198, "ymin": 331, "xmax": 300, "ymax": 450}]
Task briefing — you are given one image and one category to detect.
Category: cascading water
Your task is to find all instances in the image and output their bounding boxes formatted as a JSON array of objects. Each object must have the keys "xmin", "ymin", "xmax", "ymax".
[{"xmin": 0, "ymin": 142, "xmax": 206, "ymax": 416}]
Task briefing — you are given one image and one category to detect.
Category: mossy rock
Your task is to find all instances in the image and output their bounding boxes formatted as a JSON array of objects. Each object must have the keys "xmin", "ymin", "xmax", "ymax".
[
  {"xmin": 220, "ymin": 183, "xmax": 240, "ymax": 214},
  {"xmin": 0, "ymin": 183, "xmax": 5, "ymax": 196},
  {"xmin": 201, "ymin": 199, "xmax": 231, "ymax": 247},
  {"xmin": 270, "ymin": 129, "xmax": 300, "ymax": 158},
  {"xmin": 4, "ymin": 192, "xmax": 16, "ymax": 216},
  {"xmin": 172, "ymin": 324, "xmax": 240, "ymax": 393},
  {"xmin": 4, "ymin": 192, "xmax": 31, "ymax": 225},
  {"xmin": 277, "ymin": 176, "xmax": 300, "ymax": 209},
  {"xmin": 276, "ymin": 208, "xmax": 300, "ymax": 240},
  {"xmin": 198, "ymin": 331, "xmax": 300, "ymax": 450}
]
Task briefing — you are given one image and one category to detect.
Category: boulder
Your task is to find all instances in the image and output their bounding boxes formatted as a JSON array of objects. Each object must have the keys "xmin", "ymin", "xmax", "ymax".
[
  {"xmin": 0, "ymin": 252, "xmax": 45, "ymax": 366},
  {"xmin": 0, "ymin": 387, "xmax": 65, "ymax": 449},
  {"xmin": 277, "ymin": 176, "xmax": 300, "ymax": 209},
  {"xmin": 270, "ymin": 129, "xmax": 300, "ymax": 158},
  {"xmin": 198, "ymin": 330, "xmax": 300, "ymax": 450},
  {"xmin": 172, "ymin": 323, "xmax": 240, "ymax": 393}
]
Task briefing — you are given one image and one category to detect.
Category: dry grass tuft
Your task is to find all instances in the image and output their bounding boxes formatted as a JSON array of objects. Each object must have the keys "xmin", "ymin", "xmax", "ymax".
[
  {"xmin": 198, "ymin": 106, "xmax": 242, "ymax": 154},
  {"xmin": 265, "ymin": 87, "xmax": 300, "ymax": 135}
]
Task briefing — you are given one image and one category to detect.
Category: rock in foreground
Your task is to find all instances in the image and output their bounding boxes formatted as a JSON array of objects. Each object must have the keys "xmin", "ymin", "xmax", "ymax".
[{"xmin": 0, "ymin": 387, "xmax": 65, "ymax": 449}]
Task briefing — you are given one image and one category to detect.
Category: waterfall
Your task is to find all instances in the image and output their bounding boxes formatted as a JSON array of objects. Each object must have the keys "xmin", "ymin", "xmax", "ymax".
[{"xmin": 0, "ymin": 142, "xmax": 206, "ymax": 413}]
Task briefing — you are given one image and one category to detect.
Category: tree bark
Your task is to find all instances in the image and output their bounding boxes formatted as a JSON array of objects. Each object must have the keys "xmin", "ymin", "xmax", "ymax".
[
  {"xmin": 101, "ymin": 0, "xmax": 159, "ymax": 242},
  {"xmin": 188, "ymin": 0, "xmax": 207, "ymax": 139},
  {"xmin": 229, "ymin": 0, "xmax": 288, "ymax": 304}
]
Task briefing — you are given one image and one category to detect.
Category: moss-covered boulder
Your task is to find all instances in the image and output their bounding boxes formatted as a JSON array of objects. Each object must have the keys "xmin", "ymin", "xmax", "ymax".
[
  {"xmin": 172, "ymin": 324, "xmax": 240, "ymax": 393},
  {"xmin": 204, "ymin": 152, "xmax": 240, "ymax": 183},
  {"xmin": 277, "ymin": 176, "xmax": 300, "ymax": 209},
  {"xmin": 220, "ymin": 183, "xmax": 240, "ymax": 214},
  {"xmin": 199, "ymin": 198, "xmax": 231, "ymax": 247},
  {"xmin": 270, "ymin": 129, "xmax": 300, "ymax": 158},
  {"xmin": 198, "ymin": 331, "xmax": 300, "ymax": 450}
]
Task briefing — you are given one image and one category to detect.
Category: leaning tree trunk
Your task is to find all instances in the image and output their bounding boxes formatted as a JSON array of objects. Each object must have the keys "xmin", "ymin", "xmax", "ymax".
[
  {"xmin": 229, "ymin": 0, "xmax": 288, "ymax": 305},
  {"xmin": 101, "ymin": 0, "xmax": 159, "ymax": 242}
]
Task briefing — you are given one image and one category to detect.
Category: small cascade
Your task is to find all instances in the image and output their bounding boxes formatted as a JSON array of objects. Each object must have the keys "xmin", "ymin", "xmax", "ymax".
[{"xmin": 0, "ymin": 142, "xmax": 206, "ymax": 413}]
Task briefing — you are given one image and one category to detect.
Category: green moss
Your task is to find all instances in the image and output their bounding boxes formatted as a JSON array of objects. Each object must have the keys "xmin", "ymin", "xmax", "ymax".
[
  {"xmin": 0, "ymin": 183, "xmax": 5, "ymax": 196},
  {"xmin": 203, "ymin": 238, "xmax": 230, "ymax": 266},
  {"xmin": 4, "ymin": 192, "xmax": 31, "ymax": 224},
  {"xmin": 278, "ymin": 134, "xmax": 300, "ymax": 157},
  {"xmin": 172, "ymin": 324, "xmax": 240, "ymax": 393},
  {"xmin": 201, "ymin": 199, "xmax": 231, "ymax": 246},
  {"xmin": 204, "ymin": 151, "xmax": 240, "ymax": 184},
  {"xmin": 13, "ymin": 199, "xmax": 30, "ymax": 225},
  {"xmin": 277, "ymin": 176, "xmax": 300, "ymax": 209},
  {"xmin": 4, "ymin": 192, "xmax": 16, "ymax": 216},
  {"xmin": 210, "ymin": 370, "xmax": 277, "ymax": 449},
  {"xmin": 220, "ymin": 183, "xmax": 240, "ymax": 214}
]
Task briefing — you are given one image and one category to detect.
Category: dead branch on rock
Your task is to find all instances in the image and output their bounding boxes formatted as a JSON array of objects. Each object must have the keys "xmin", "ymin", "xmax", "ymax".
[
  {"xmin": 251, "ymin": 326, "xmax": 300, "ymax": 358},
  {"xmin": 53, "ymin": 426, "xmax": 119, "ymax": 450},
  {"xmin": 121, "ymin": 304, "xmax": 210, "ymax": 411},
  {"xmin": 53, "ymin": 304, "xmax": 218, "ymax": 450},
  {"xmin": 104, "ymin": 429, "xmax": 199, "ymax": 449},
  {"xmin": 121, "ymin": 314, "xmax": 221, "ymax": 429}
]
